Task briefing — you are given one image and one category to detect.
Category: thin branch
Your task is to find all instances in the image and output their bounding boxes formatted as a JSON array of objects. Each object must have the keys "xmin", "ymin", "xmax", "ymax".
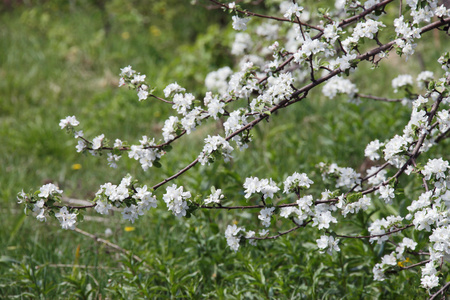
[
  {"xmin": 207, "ymin": 0, "xmax": 323, "ymax": 31},
  {"xmin": 412, "ymin": 159, "xmax": 429, "ymax": 192},
  {"xmin": 434, "ymin": 127, "xmax": 450, "ymax": 143},
  {"xmin": 333, "ymin": 224, "xmax": 413, "ymax": 240},
  {"xmin": 73, "ymin": 227, "xmax": 148, "ymax": 267},
  {"xmin": 429, "ymin": 281, "xmax": 450, "ymax": 300},
  {"xmin": 149, "ymin": 94, "xmax": 173, "ymax": 104},
  {"xmin": 385, "ymin": 259, "xmax": 430, "ymax": 275},
  {"xmin": 357, "ymin": 94, "xmax": 404, "ymax": 102},
  {"xmin": 250, "ymin": 220, "xmax": 311, "ymax": 240},
  {"xmin": 399, "ymin": 259, "xmax": 430, "ymax": 271}
]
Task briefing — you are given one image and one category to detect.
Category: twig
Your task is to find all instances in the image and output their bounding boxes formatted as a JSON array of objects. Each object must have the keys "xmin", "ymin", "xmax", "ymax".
[
  {"xmin": 150, "ymin": 94, "xmax": 173, "ymax": 104},
  {"xmin": 357, "ymin": 94, "xmax": 404, "ymax": 102},
  {"xmin": 429, "ymin": 281, "xmax": 450, "ymax": 300},
  {"xmin": 250, "ymin": 220, "xmax": 311, "ymax": 240},
  {"xmin": 73, "ymin": 227, "xmax": 148, "ymax": 267},
  {"xmin": 207, "ymin": 0, "xmax": 323, "ymax": 32},
  {"xmin": 333, "ymin": 224, "xmax": 414, "ymax": 240}
]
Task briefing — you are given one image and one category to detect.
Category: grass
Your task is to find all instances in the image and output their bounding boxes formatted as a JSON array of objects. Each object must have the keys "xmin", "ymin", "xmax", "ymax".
[{"xmin": 1, "ymin": 1, "xmax": 449, "ymax": 298}]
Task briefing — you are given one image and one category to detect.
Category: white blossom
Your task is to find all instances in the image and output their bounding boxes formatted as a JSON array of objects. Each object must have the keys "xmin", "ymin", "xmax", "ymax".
[
  {"xmin": 204, "ymin": 188, "xmax": 224, "ymax": 204},
  {"xmin": 59, "ymin": 116, "xmax": 79, "ymax": 129},
  {"xmin": 392, "ymin": 74, "xmax": 413, "ymax": 93},
  {"xmin": 283, "ymin": 3, "xmax": 303, "ymax": 19},
  {"xmin": 225, "ymin": 224, "xmax": 243, "ymax": 252},
  {"xmin": 316, "ymin": 235, "xmax": 340, "ymax": 255},
  {"xmin": 163, "ymin": 82, "xmax": 185, "ymax": 98},
  {"xmin": 258, "ymin": 207, "xmax": 276, "ymax": 227},
  {"xmin": 38, "ymin": 183, "xmax": 63, "ymax": 198},
  {"xmin": 232, "ymin": 16, "xmax": 250, "ymax": 31},
  {"xmin": 55, "ymin": 206, "xmax": 77, "ymax": 230},
  {"xmin": 283, "ymin": 172, "xmax": 314, "ymax": 193},
  {"xmin": 92, "ymin": 134, "xmax": 105, "ymax": 150},
  {"xmin": 163, "ymin": 184, "xmax": 191, "ymax": 218}
]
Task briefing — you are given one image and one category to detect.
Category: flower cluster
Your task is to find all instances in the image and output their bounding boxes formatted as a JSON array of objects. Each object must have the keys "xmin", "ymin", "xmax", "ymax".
[
  {"xmin": 243, "ymin": 177, "xmax": 280, "ymax": 200},
  {"xmin": 19, "ymin": 0, "xmax": 450, "ymax": 295},
  {"xmin": 118, "ymin": 65, "xmax": 152, "ymax": 101},
  {"xmin": 283, "ymin": 172, "xmax": 314, "ymax": 193},
  {"xmin": 198, "ymin": 135, "xmax": 234, "ymax": 165},
  {"xmin": 163, "ymin": 184, "xmax": 191, "ymax": 218},
  {"xmin": 18, "ymin": 183, "xmax": 77, "ymax": 230}
]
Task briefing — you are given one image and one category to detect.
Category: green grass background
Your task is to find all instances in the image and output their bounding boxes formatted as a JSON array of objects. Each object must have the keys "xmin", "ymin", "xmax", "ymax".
[{"xmin": 1, "ymin": 0, "xmax": 449, "ymax": 298}]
